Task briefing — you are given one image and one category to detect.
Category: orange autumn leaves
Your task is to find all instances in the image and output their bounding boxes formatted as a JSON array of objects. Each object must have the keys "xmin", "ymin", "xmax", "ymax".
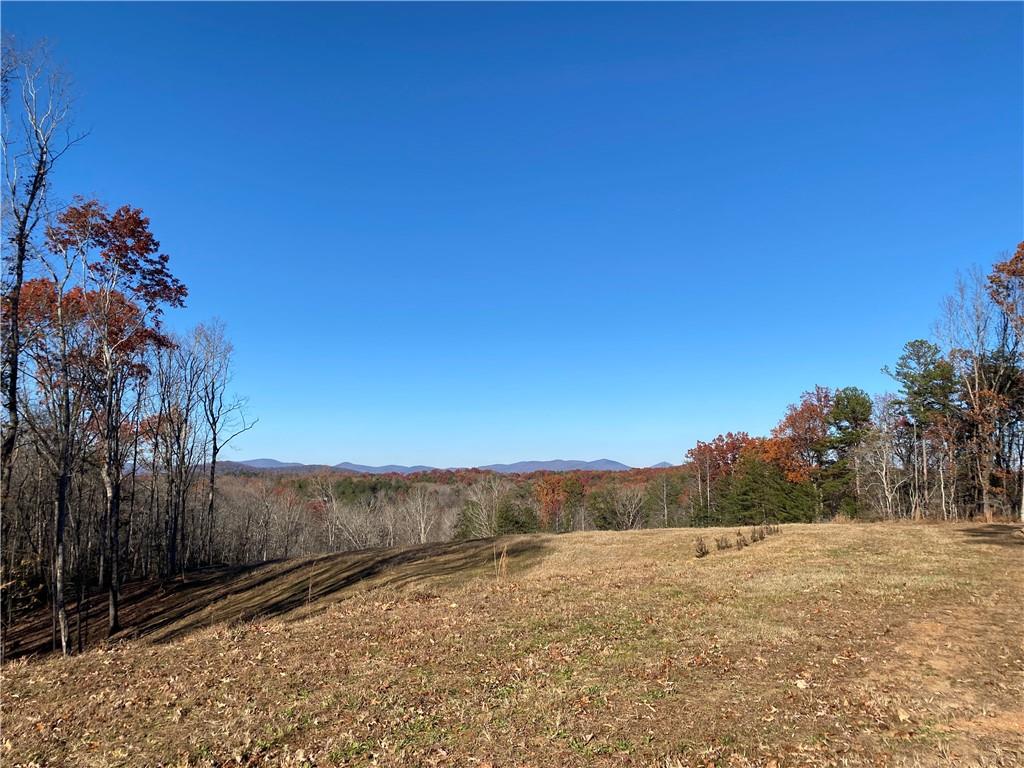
[
  {"xmin": 534, "ymin": 474, "xmax": 584, "ymax": 529},
  {"xmin": 16, "ymin": 279, "xmax": 170, "ymax": 357},
  {"xmin": 688, "ymin": 386, "xmax": 835, "ymax": 486},
  {"xmin": 12, "ymin": 198, "xmax": 185, "ymax": 381},
  {"xmin": 989, "ymin": 241, "xmax": 1024, "ymax": 333},
  {"xmin": 765, "ymin": 386, "xmax": 833, "ymax": 483}
]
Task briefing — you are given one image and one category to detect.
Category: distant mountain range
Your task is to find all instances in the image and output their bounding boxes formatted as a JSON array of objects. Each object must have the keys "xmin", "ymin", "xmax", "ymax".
[
  {"xmin": 334, "ymin": 461, "xmax": 437, "ymax": 475},
  {"xmin": 236, "ymin": 458, "xmax": 307, "ymax": 470},
  {"xmin": 478, "ymin": 459, "xmax": 631, "ymax": 473},
  {"xmin": 224, "ymin": 458, "xmax": 676, "ymax": 476}
]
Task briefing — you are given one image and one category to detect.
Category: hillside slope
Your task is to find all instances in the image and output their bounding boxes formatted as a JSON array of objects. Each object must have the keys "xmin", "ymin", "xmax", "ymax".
[
  {"xmin": 4, "ymin": 538, "xmax": 548, "ymax": 659},
  {"xmin": 4, "ymin": 524, "xmax": 1022, "ymax": 767}
]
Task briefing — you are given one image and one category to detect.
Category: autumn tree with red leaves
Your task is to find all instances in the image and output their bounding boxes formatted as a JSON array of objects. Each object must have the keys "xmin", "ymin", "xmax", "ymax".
[
  {"xmin": 46, "ymin": 199, "xmax": 186, "ymax": 634},
  {"xmin": 535, "ymin": 474, "xmax": 567, "ymax": 530},
  {"xmin": 988, "ymin": 242, "xmax": 1024, "ymax": 330},
  {"xmin": 0, "ymin": 42, "xmax": 262, "ymax": 659},
  {"xmin": 686, "ymin": 431, "xmax": 757, "ymax": 519},
  {"xmin": 988, "ymin": 243, "xmax": 1024, "ymax": 523},
  {"xmin": 763, "ymin": 386, "xmax": 833, "ymax": 485},
  {"xmin": 11, "ymin": 199, "xmax": 187, "ymax": 651},
  {"xmin": 16, "ymin": 269, "xmax": 94, "ymax": 654}
]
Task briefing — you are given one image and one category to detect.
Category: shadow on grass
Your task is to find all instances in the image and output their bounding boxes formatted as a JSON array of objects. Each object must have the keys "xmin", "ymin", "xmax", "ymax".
[
  {"xmin": 4, "ymin": 536, "xmax": 550, "ymax": 661},
  {"xmin": 957, "ymin": 523, "xmax": 1024, "ymax": 549}
]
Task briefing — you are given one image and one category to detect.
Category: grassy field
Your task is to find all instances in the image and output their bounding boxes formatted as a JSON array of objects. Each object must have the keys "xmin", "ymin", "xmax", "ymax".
[{"xmin": 3, "ymin": 523, "xmax": 1022, "ymax": 767}]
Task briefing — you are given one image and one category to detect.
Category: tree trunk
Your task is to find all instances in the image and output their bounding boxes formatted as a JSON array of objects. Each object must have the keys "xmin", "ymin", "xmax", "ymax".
[
  {"xmin": 977, "ymin": 450, "xmax": 994, "ymax": 523},
  {"xmin": 55, "ymin": 471, "xmax": 71, "ymax": 656},
  {"xmin": 107, "ymin": 475, "xmax": 121, "ymax": 635},
  {"xmin": 938, "ymin": 457, "xmax": 947, "ymax": 521},
  {"xmin": 206, "ymin": 435, "xmax": 218, "ymax": 563},
  {"xmin": 1, "ymin": 148, "xmax": 48, "ymax": 503},
  {"xmin": 166, "ymin": 479, "xmax": 178, "ymax": 576},
  {"xmin": 0, "ymin": 234, "xmax": 23, "ymax": 500}
]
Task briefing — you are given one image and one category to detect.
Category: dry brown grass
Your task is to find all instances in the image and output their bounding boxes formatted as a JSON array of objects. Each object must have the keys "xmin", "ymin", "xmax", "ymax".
[{"xmin": 3, "ymin": 523, "xmax": 1022, "ymax": 767}]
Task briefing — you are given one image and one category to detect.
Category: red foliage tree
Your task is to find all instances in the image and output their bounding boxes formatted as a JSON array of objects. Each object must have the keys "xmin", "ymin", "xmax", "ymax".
[
  {"xmin": 762, "ymin": 386, "xmax": 833, "ymax": 483},
  {"xmin": 535, "ymin": 474, "xmax": 572, "ymax": 530},
  {"xmin": 686, "ymin": 431, "xmax": 757, "ymax": 483},
  {"xmin": 45, "ymin": 198, "xmax": 186, "ymax": 635}
]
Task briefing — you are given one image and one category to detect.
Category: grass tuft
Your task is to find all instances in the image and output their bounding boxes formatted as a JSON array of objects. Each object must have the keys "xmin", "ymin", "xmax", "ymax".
[{"xmin": 694, "ymin": 536, "xmax": 710, "ymax": 558}]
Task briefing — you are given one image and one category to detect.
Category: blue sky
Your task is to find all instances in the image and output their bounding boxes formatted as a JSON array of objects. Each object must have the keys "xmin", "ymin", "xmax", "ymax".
[{"xmin": 4, "ymin": 2, "xmax": 1022, "ymax": 467}]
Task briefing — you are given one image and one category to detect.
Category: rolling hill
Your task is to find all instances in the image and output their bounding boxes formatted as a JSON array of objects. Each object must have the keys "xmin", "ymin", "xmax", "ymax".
[{"xmin": 5, "ymin": 523, "xmax": 1021, "ymax": 766}]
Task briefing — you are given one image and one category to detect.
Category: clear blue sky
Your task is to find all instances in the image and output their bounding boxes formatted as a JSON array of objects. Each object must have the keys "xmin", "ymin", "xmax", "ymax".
[{"xmin": 4, "ymin": 2, "xmax": 1022, "ymax": 468}]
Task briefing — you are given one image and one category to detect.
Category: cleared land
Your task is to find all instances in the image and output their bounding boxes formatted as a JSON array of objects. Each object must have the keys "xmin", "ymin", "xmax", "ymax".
[{"xmin": 2, "ymin": 523, "xmax": 1022, "ymax": 767}]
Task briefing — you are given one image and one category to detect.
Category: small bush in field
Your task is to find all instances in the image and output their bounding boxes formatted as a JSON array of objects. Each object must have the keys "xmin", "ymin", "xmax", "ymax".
[
  {"xmin": 750, "ymin": 527, "xmax": 762, "ymax": 543},
  {"xmin": 694, "ymin": 536, "xmax": 709, "ymax": 558},
  {"xmin": 735, "ymin": 530, "xmax": 748, "ymax": 549},
  {"xmin": 715, "ymin": 535, "xmax": 732, "ymax": 550}
]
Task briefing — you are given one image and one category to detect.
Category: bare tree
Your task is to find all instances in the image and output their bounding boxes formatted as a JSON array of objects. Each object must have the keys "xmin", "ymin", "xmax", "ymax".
[
  {"xmin": 196, "ymin": 321, "xmax": 254, "ymax": 562},
  {"xmin": 859, "ymin": 395, "xmax": 910, "ymax": 520},
  {"xmin": 1, "ymin": 39, "xmax": 84, "ymax": 500},
  {"xmin": 312, "ymin": 475, "xmax": 385, "ymax": 551},
  {"xmin": 399, "ymin": 483, "xmax": 456, "ymax": 544},
  {"xmin": 152, "ymin": 336, "xmax": 206, "ymax": 574},
  {"xmin": 938, "ymin": 269, "xmax": 1020, "ymax": 521},
  {"xmin": 613, "ymin": 485, "xmax": 646, "ymax": 530},
  {"xmin": 463, "ymin": 476, "xmax": 512, "ymax": 538}
]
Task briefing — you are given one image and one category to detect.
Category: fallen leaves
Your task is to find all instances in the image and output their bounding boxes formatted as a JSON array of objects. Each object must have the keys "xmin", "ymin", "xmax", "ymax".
[{"xmin": 3, "ymin": 524, "xmax": 1022, "ymax": 767}]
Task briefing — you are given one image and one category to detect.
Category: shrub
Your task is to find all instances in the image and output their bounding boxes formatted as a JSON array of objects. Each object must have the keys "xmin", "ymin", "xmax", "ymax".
[
  {"xmin": 694, "ymin": 536, "xmax": 709, "ymax": 558},
  {"xmin": 715, "ymin": 535, "xmax": 732, "ymax": 551},
  {"xmin": 749, "ymin": 527, "xmax": 763, "ymax": 543},
  {"xmin": 735, "ymin": 530, "xmax": 748, "ymax": 549},
  {"xmin": 496, "ymin": 498, "xmax": 540, "ymax": 535}
]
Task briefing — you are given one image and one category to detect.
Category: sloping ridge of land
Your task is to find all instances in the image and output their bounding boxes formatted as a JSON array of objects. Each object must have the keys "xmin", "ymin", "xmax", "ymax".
[
  {"xmin": 4, "ymin": 523, "xmax": 1022, "ymax": 768},
  {"xmin": 5, "ymin": 536, "xmax": 550, "ymax": 659}
]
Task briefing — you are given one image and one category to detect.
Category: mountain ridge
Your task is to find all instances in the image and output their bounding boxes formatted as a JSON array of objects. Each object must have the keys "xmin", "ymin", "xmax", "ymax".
[{"xmin": 228, "ymin": 458, "xmax": 676, "ymax": 475}]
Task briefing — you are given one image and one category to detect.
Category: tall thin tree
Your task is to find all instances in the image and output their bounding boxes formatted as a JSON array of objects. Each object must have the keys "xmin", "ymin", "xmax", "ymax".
[{"xmin": 1, "ymin": 39, "xmax": 83, "ymax": 500}]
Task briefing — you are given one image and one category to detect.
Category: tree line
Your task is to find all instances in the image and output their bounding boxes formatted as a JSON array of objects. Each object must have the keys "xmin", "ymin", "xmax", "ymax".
[
  {"xmin": 684, "ymin": 252, "xmax": 1024, "ymax": 527},
  {"xmin": 201, "ymin": 242, "xmax": 1024, "ymax": 553},
  {"xmin": 1, "ymin": 41, "xmax": 253, "ymax": 655}
]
